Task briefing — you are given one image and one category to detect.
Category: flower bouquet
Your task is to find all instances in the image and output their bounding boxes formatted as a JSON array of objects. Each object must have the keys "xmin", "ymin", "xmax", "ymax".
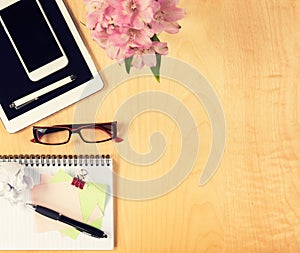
[{"xmin": 84, "ymin": 0, "xmax": 185, "ymax": 82}]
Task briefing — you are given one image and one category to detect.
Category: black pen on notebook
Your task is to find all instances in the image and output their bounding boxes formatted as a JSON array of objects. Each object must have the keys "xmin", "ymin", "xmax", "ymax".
[
  {"xmin": 26, "ymin": 203, "xmax": 107, "ymax": 239},
  {"xmin": 10, "ymin": 75, "xmax": 76, "ymax": 109}
]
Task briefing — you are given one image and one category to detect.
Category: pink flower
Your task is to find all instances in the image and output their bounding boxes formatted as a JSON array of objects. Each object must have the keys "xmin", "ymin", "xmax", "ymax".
[
  {"xmin": 151, "ymin": 0, "xmax": 185, "ymax": 34},
  {"xmin": 108, "ymin": 28, "xmax": 153, "ymax": 61},
  {"xmin": 132, "ymin": 41, "xmax": 168, "ymax": 69},
  {"xmin": 108, "ymin": 0, "xmax": 154, "ymax": 29},
  {"xmin": 90, "ymin": 6, "xmax": 116, "ymax": 49},
  {"xmin": 84, "ymin": 0, "xmax": 109, "ymax": 29}
]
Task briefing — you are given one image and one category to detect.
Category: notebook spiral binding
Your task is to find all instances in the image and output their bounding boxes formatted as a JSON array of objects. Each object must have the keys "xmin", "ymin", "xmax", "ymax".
[{"xmin": 0, "ymin": 154, "xmax": 111, "ymax": 167}]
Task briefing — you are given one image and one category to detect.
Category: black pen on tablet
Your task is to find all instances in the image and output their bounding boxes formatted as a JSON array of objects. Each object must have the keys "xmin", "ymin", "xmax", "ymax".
[
  {"xmin": 10, "ymin": 75, "xmax": 76, "ymax": 110},
  {"xmin": 26, "ymin": 203, "xmax": 107, "ymax": 239}
]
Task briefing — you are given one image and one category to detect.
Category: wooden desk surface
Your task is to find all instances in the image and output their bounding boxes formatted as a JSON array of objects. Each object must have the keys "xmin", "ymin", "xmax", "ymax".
[{"xmin": 1, "ymin": 0, "xmax": 300, "ymax": 252}]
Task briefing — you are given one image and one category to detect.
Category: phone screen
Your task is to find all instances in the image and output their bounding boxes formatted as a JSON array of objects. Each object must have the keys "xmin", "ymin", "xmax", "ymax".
[{"xmin": 0, "ymin": 0, "xmax": 63, "ymax": 72}]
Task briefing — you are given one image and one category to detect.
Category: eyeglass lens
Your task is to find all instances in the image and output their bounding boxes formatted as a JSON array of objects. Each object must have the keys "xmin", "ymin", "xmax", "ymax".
[
  {"xmin": 36, "ymin": 128, "xmax": 70, "ymax": 144},
  {"xmin": 80, "ymin": 127, "xmax": 112, "ymax": 142}
]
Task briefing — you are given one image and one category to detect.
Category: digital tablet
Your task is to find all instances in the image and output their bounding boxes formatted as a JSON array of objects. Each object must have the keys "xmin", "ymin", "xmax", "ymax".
[{"xmin": 0, "ymin": 0, "xmax": 104, "ymax": 133}]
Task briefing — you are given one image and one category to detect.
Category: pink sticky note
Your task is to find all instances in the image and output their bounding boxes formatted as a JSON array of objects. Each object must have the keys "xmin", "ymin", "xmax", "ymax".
[
  {"xmin": 30, "ymin": 181, "xmax": 82, "ymax": 232},
  {"xmin": 40, "ymin": 174, "xmax": 52, "ymax": 185}
]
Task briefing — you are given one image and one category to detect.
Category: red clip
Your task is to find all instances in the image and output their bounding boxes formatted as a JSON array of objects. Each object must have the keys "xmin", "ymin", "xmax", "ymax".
[
  {"xmin": 71, "ymin": 169, "xmax": 87, "ymax": 190},
  {"xmin": 79, "ymin": 179, "xmax": 85, "ymax": 189},
  {"xmin": 71, "ymin": 177, "xmax": 85, "ymax": 189},
  {"xmin": 71, "ymin": 177, "xmax": 78, "ymax": 186}
]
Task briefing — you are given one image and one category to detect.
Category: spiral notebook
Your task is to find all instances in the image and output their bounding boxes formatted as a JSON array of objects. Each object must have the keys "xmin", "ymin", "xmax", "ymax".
[{"xmin": 0, "ymin": 154, "xmax": 114, "ymax": 250}]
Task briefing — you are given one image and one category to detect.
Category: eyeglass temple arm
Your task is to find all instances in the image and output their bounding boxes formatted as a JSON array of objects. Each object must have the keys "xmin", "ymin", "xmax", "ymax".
[{"xmin": 94, "ymin": 125, "xmax": 123, "ymax": 142}]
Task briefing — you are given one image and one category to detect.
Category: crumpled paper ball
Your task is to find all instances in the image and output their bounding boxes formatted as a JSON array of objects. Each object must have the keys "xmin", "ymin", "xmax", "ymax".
[{"xmin": 0, "ymin": 162, "xmax": 34, "ymax": 204}]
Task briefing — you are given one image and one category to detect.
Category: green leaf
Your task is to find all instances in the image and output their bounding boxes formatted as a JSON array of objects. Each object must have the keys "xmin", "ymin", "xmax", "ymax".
[
  {"xmin": 150, "ymin": 34, "xmax": 161, "ymax": 82},
  {"xmin": 150, "ymin": 53, "xmax": 161, "ymax": 83},
  {"xmin": 125, "ymin": 57, "xmax": 133, "ymax": 74},
  {"xmin": 151, "ymin": 34, "xmax": 160, "ymax": 42}
]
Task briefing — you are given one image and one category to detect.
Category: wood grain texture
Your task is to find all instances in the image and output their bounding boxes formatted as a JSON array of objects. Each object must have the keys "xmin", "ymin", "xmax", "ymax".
[{"xmin": 1, "ymin": 0, "xmax": 300, "ymax": 252}]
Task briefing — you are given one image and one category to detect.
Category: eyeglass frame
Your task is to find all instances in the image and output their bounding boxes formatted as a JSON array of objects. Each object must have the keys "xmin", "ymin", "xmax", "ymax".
[{"xmin": 31, "ymin": 121, "xmax": 118, "ymax": 145}]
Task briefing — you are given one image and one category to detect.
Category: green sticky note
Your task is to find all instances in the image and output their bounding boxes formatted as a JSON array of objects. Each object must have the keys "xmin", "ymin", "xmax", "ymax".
[
  {"xmin": 78, "ymin": 182, "xmax": 107, "ymax": 222},
  {"xmin": 50, "ymin": 169, "xmax": 73, "ymax": 183},
  {"xmin": 60, "ymin": 227, "xmax": 79, "ymax": 240}
]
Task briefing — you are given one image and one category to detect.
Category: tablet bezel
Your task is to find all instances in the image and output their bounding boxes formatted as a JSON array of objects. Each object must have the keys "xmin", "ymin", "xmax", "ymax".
[{"xmin": 0, "ymin": 0, "xmax": 104, "ymax": 133}]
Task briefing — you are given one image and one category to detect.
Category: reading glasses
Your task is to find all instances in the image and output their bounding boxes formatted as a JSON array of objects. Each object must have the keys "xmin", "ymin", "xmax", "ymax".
[{"xmin": 31, "ymin": 121, "xmax": 121, "ymax": 145}]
